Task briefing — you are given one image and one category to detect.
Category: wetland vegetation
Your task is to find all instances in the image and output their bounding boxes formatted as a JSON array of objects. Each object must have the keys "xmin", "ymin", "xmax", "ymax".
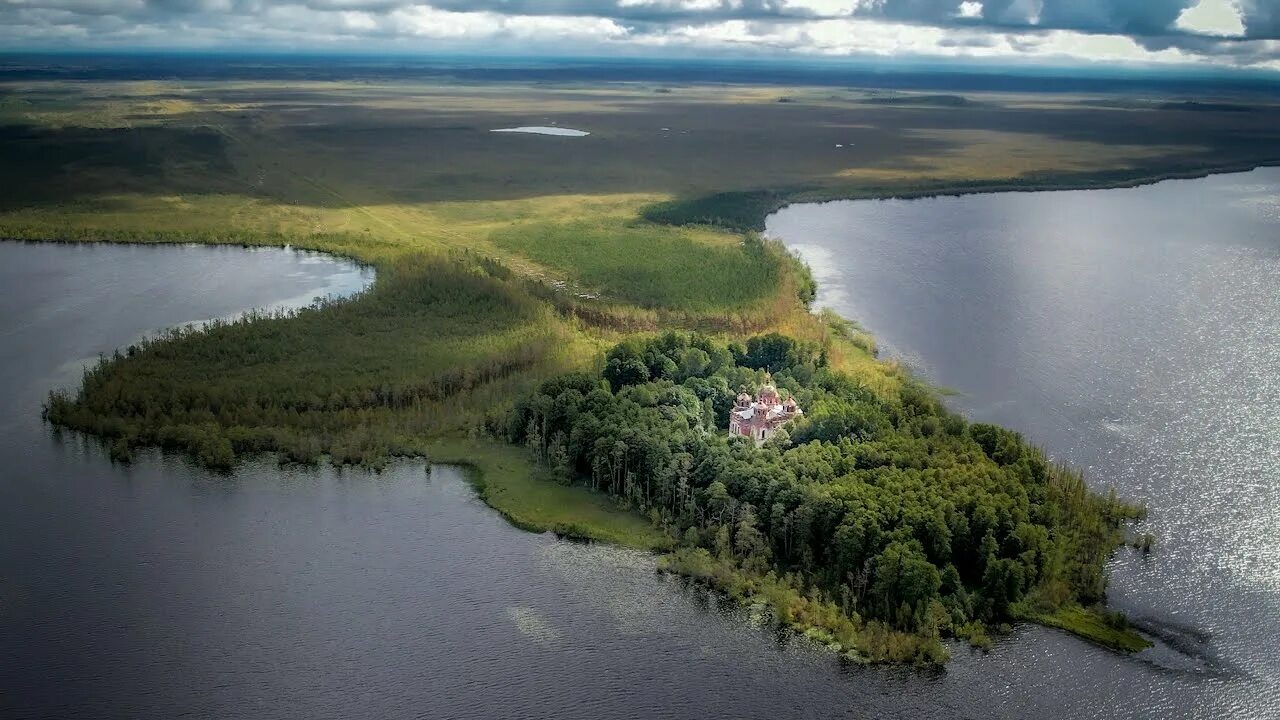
[{"xmin": 9, "ymin": 67, "xmax": 1279, "ymax": 661}]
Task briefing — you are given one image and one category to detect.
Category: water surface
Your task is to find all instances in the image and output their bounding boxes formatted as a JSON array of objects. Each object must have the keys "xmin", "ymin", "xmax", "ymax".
[{"xmin": 769, "ymin": 167, "xmax": 1280, "ymax": 718}]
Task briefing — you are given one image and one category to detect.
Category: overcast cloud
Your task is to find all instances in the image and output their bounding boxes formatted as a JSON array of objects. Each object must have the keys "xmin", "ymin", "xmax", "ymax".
[{"xmin": 1, "ymin": 0, "xmax": 1278, "ymax": 70}]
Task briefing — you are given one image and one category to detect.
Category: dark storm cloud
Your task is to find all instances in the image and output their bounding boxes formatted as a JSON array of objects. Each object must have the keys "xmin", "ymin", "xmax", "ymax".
[
  {"xmin": 980, "ymin": 0, "xmax": 1196, "ymax": 36},
  {"xmin": 1238, "ymin": 0, "xmax": 1280, "ymax": 36},
  {"xmin": 873, "ymin": 0, "xmax": 1279, "ymax": 41}
]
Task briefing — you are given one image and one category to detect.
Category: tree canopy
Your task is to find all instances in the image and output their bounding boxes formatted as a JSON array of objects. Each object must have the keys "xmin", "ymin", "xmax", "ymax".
[{"xmin": 509, "ymin": 331, "xmax": 1143, "ymax": 663}]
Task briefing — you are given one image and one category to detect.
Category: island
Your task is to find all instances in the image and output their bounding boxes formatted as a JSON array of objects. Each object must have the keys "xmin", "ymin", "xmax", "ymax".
[{"xmin": 10, "ymin": 59, "xmax": 1280, "ymax": 665}]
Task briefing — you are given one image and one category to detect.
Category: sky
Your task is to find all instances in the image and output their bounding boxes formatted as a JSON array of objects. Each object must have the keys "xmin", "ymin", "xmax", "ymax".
[{"xmin": 1, "ymin": 0, "xmax": 1278, "ymax": 72}]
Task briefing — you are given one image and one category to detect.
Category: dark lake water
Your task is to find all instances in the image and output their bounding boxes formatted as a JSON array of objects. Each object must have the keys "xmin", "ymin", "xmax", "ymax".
[
  {"xmin": 2, "ymin": 167, "xmax": 1276, "ymax": 719},
  {"xmin": 770, "ymin": 167, "xmax": 1280, "ymax": 718}
]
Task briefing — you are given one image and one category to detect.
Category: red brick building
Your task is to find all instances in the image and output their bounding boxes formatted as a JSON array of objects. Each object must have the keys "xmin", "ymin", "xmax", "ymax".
[{"xmin": 728, "ymin": 382, "xmax": 802, "ymax": 445}]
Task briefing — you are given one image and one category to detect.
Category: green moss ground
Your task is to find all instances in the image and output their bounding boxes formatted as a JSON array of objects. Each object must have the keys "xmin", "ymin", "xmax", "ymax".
[
  {"xmin": 427, "ymin": 437, "xmax": 672, "ymax": 551},
  {"xmin": 1028, "ymin": 606, "xmax": 1153, "ymax": 653},
  {"xmin": 489, "ymin": 220, "xmax": 778, "ymax": 311}
]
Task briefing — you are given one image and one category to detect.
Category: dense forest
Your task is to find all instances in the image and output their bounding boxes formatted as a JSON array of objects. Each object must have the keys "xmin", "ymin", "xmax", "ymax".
[
  {"xmin": 42, "ymin": 254, "xmax": 577, "ymax": 469},
  {"xmin": 507, "ymin": 331, "xmax": 1147, "ymax": 664}
]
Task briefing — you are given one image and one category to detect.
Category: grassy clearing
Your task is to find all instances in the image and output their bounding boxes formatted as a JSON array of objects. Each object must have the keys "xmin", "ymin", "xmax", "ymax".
[
  {"xmin": 489, "ymin": 220, "xmax": 778, "ymax": 310},
  {"xmin": 427, "ymin": 437, "xmax": 671, "ymax": 551},
  {"xmin": 1028, "ymin": 606, "xmax": 1152, "ymax": 653}
]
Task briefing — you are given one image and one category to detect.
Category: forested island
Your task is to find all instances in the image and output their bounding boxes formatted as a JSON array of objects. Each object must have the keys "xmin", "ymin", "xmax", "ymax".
[{"xmin": 11, "ymin": 66, "xmax": 1274, "ymax": 665}]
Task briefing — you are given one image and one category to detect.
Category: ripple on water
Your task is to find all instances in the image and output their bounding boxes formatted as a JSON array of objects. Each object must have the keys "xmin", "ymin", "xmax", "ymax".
[{"xmin": 765, "ymin": 167, "xmax": 1280, "ymax": 718}]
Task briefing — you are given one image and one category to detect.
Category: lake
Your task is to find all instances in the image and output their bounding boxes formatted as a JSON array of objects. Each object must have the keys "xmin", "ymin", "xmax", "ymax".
[
  {"xmin": 769, "ymin": 167, "xmax": 1280, "ymax": 718},
  {"xmin": 2, "ymin": 166, "xmax": 1276, "ymax": 719}
]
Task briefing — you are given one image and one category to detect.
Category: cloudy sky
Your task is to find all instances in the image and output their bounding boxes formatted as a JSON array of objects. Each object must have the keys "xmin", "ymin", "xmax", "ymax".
[{"xmin": 2, "ymin": 0, "xmax": 1278, "ymax": 71}]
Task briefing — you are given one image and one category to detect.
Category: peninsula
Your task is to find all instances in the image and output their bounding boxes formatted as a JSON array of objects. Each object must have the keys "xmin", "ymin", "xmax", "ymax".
[{"xmin": 9, "ymin": 57, "xmax": 1279, "ymax": 664}]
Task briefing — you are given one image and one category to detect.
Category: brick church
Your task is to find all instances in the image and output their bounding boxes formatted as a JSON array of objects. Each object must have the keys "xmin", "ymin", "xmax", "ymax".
[{"xmin": 728, "ymin": 381, "xmax": 802, "ymax": 444}]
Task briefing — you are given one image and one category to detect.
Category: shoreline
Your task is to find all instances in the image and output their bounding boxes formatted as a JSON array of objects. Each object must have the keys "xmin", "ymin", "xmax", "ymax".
[
  {"xmin": 647, "ymin": 159, "xmax": 1280, "ymax": 233},
  {"xmin": 425, "ymin": 437, "xmax": 671, "ymax": 551},
  {"xmin": 0, "ymin": 232, "xmax": 381, "ymax": 275}
]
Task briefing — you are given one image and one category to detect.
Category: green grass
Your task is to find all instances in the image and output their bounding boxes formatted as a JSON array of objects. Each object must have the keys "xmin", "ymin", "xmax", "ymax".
[
  {"xmin": 1028, "ymin": 606, "xmax": 1153, "ymax": 653},
  {"xmin": 426, "ymin": 437, "xmax": 672, "ymax": 551},
  {"xmin": 489, "ymin": 220, "xmax": 779, "ymax": 311}
]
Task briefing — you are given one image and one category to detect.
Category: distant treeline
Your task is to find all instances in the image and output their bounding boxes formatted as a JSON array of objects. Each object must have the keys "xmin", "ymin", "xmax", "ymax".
[{"xmin": 507, "ymin": 331, "xmax": 1146, "ymax": 664}]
